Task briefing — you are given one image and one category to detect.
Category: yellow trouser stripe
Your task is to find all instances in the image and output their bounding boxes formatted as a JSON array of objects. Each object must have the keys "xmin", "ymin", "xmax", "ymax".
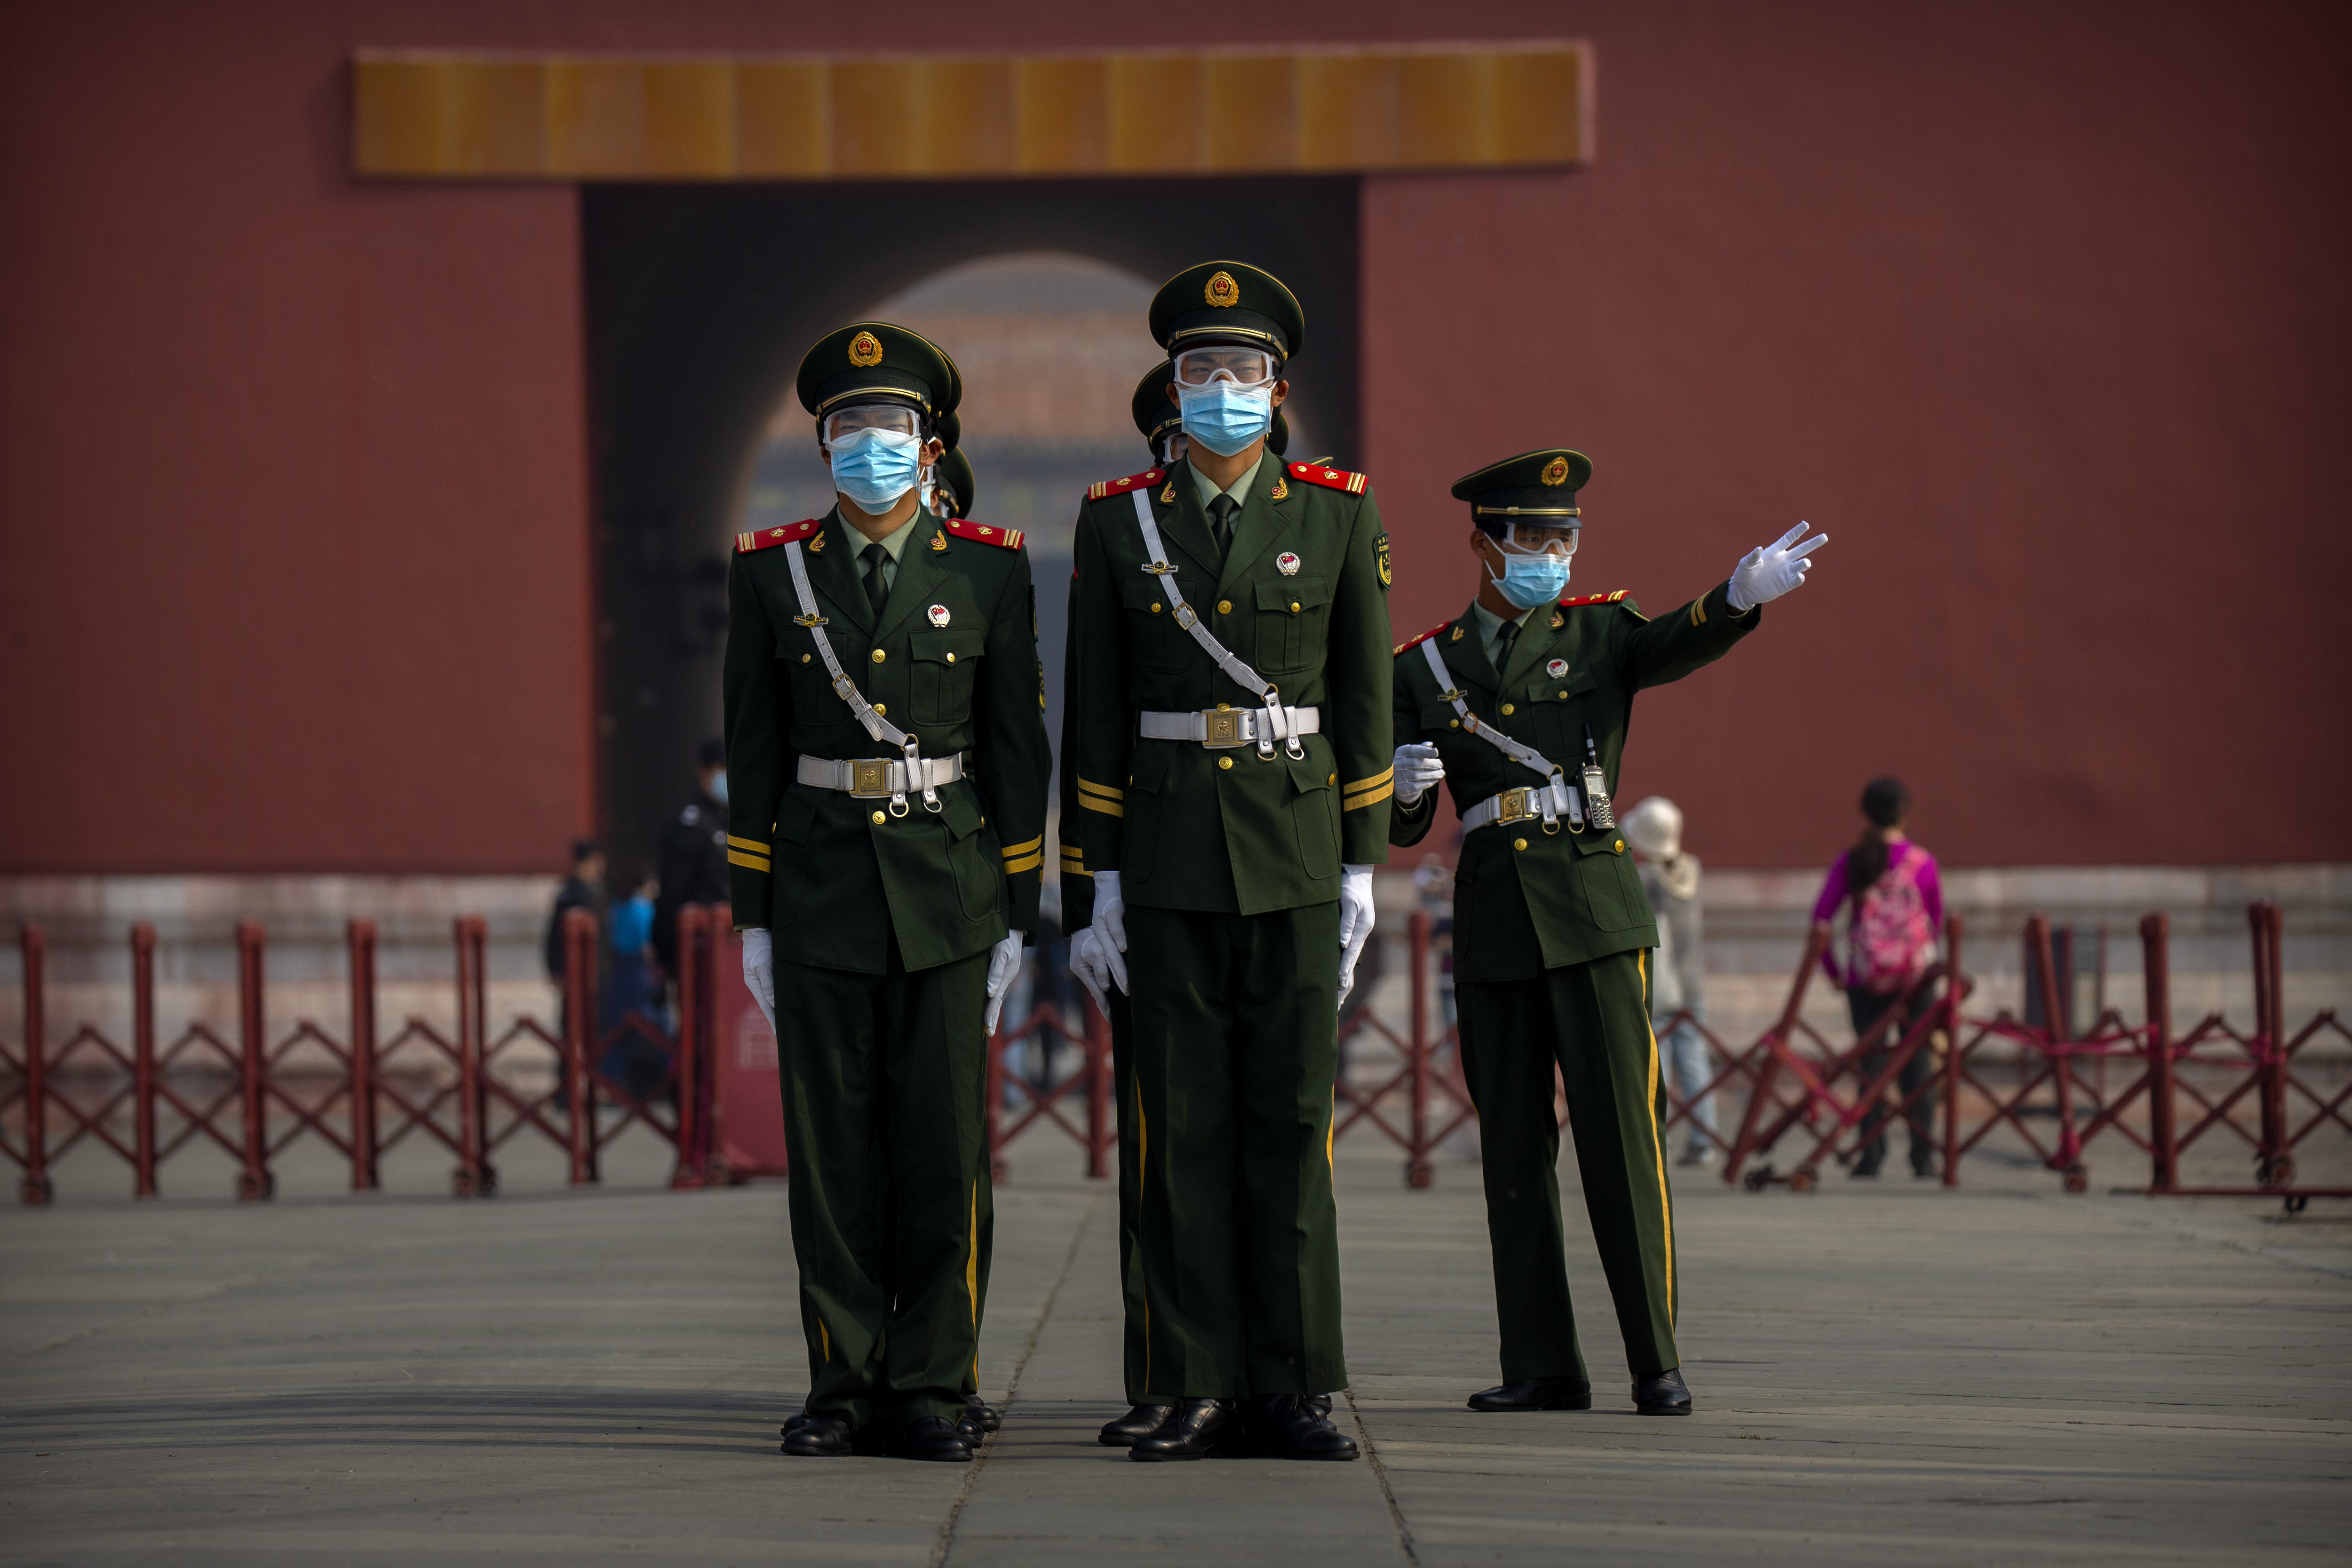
[
  {"xmin": 727, "ymin": 848, "xmax": 771, "ymax": 871},
  {"xmin": 1342, "ymin": 781, "xmax": 1392, "ymax": 810},
  {"xmin": 819, "ymin": 1320, "xmax": 830, "ymax": 1361},
  {"xmin": 725, "ymin": 833, "xmax": 769, "ymax": 854},
  {"xmin": 1326, "ymin": 1086, "xmax": 1335, "ymax": 1176},
  {"xmin": 1639, "ymin": 949, "xmax": 1675, "ymax": 1324},
  {"xmin": 1136, "ymin": 1073, "xmax": 1151, "ymax": 1391}
]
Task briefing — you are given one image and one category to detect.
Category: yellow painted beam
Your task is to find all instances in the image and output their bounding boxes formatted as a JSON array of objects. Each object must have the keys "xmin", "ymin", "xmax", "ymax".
[{"xmin": 352, "ymin": 43, "xmax": 1592, "ymax": 181}]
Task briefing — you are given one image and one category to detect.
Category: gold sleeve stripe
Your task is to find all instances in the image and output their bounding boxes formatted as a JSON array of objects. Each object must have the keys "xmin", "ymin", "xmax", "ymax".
[
  {"xmin": 1341, "ymin": 781, "xmax": 1393, "ymax": 810},
  {"xmin": 999, "ymin": 835, "xmax": 1044, "ymax": 860},
  {"xmin": 1080, "ymin": 794, "xmax": 1125, "ymax": 817},
  {"xmin": 1343, "ymin": 768, "xmax": 1393, "ymax": 796},
  {"xmin": 1076, "ymin": 778, "xmax": 1124, "ymax": 800},
  {"xmin": 727, "ymin": 848, "xmax": 772, "ymax": 871},
  {"xmin": 1003, "ymin": 849, "xmax": 1045, "ymax": 875},
  {"xmin": 1689, "ymin": 597, "xmax": 1707, "ymax": 627},
  {"xmin": 726, "ymin": 834, "xmax": 770, "ymax": 854}
]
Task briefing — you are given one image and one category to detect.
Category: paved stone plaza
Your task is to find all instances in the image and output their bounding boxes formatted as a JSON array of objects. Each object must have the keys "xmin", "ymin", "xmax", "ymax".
[{"xmin": 3, "ymin": 1127, "xmax": 2346, "ymax": 1566}]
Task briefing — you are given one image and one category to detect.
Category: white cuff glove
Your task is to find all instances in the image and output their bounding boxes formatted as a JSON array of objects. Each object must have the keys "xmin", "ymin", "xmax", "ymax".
[
  {"xmin": 1726, "ymin": 523, "xmax": 1828, "ymax": 612},
  {"xmin": 1088, "ymin": 869, "xmax": 1129, "ymax": 995},
  {"xmin": 1393, "ymin": 742, "xmax": 1446, "ymax": 807},
  {"xmin": 982, "ymin": 931, "xmax": 1025, "ymax": 1036},
  {"xmin": 1336, "ymin": 864, "xmax": 1375, "ymax": 1011},
  {"xmin": 741, "ymin": 928, "xmax": 776, "ymax": 1031},
  {"xmin": 1067, "ymin": 926, "xmax": 1112, "ymax": 1017}
]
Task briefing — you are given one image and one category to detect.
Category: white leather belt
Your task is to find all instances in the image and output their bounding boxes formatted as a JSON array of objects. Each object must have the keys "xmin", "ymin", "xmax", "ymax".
[
  {"xmin": 797, "ymin": 752, "xmax": 965, "ymax": 799},
  {"xmin": 1460, "ymin": 780, "xmax": 1581, "ymax": 834},
  {"xmin": 1139, "ymin": 706, "xmax": 1321, "ymax": 749}
]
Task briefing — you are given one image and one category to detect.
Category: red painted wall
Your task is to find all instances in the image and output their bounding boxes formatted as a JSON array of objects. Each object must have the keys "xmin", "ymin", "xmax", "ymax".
[{"xmin": 2, "ymin": 1, "xmax": 2344, "ymax": 873}]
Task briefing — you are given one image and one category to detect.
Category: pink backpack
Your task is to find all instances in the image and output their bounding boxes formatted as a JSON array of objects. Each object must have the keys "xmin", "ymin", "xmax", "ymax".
[{"xmin": 1851, "ymin": 849, "xmax": 1937, "ymax": 994}]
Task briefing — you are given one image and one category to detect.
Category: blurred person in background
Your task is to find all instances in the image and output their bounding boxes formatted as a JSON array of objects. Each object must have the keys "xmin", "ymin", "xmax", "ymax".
[
  {"xmin": 1624, "ymin": 798, "xmax": 1714, "ymax": 1167},
  {"xmin": 1811, "ymin": 776, "xmax": 1943, "ymax": 1179},
  {"xmin": 654, "ymin": 738, "xmax": 732, "ymax": 990},
  {"xmin": 1414, "ymin": 855, "xmax": 1457, "ymax": 1028},
  {"xmin": 600, "ymin": 868, "xmax": 670, "ymax": 1101},
  {"xmin": 545, "ymin": 838, "xmax": 607, "ymax": 1098}
]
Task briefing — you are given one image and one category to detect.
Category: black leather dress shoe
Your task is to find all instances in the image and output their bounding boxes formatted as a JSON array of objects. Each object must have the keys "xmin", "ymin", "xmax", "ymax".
[
  {"xmin": 1307, "ymin": 1393, "xmax": 1333, "ymax": 1417},
  {"xmin": 780, "ymin": 1410, "xmax": 810, "ymax": 1438},
  {"xmin": 781, "ymin": 1415, "xmax": 857, "ymax": 1456},
  {"xmin": 888, "ymin": 1416, "xmax": 974, "ymax": 1462},
  {"xmin": 1098, "ymin": 1402, "xmax": 1176, "ymax": 1447},
  {"xmin": 1248, "ymin": 1394, "xmax": 1359, "ymax": 1461},
  {"xmin": 1128, "ymin": 1398, "xmax": 1238, "ymax": 1461},
  {"xmin": 1633, "ymin": 1368, "xmax": 1693, "ymax": 1415},
  {"xmin": 1467, "ymin": 1376, "xmax": 1593, "ymax": 1412},
  {"xmin": 956, "ymin": 1393, "xmax": 1001, "ymax": 1441}
]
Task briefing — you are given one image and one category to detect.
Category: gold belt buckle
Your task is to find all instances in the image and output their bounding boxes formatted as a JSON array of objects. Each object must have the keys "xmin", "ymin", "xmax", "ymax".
[
  {"xmin": 850, "ymin": 759, "xmax": 891, "ymax": 796},
  {"xmin": 1495, "ymin": 787, "xmax": 1532, "ymax": 824},
  {"xmin": 1202, "ymin": 707, "xmax": 1244, "ymax": 748}
]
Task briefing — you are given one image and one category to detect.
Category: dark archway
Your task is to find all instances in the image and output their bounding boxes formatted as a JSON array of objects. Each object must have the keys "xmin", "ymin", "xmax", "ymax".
[{"xmin": 582, "ymin": 176, "xmax": 1361, "ymax": 873}]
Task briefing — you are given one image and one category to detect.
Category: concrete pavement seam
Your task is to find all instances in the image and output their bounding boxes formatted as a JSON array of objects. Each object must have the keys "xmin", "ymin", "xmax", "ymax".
[
  {"xmin": 2094, "ymin": 1198, "xmax": 2352, "ymax": 1280},
  {"xmin": 1341, "ymin": 1387, "xmax": 1420, "ymax": 1565},
  {"xmin": 931, "ymin": 1193, "xmax": 1099, "ymax": 1568}
]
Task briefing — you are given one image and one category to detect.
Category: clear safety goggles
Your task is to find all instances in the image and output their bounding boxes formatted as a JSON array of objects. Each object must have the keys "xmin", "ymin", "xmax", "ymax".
[
  {"xmin": 821, "ymin": 403, "xmax": 923, "ymax": 444},
  {"xmin": 1488, "ymin": 519, "xmax": 1581, "ymax": 556},
  {"xmin": 1173, "ymin": 346, "xmax": 1280, "ymax": 388}
]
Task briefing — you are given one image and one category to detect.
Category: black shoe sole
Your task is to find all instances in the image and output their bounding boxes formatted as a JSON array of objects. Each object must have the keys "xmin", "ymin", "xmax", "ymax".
[
  {"xmin": 1635, "ymin": 1405, "xmax": 1693, "ymax": 1416},
  {"xmin": 1468, "ymin": 1395, "xmax": 1594, "ymax": 1412},
  {"xmin": 1098, "ymin": 1429, "xmax": 1151, "ymax": 1447}
]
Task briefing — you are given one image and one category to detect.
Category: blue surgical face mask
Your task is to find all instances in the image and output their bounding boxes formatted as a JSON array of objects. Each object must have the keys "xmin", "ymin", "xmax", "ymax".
[
  {"xmin": 829, "ymin": 426, "xmax": 924, "ymax": 513},
  {"xmin": 1489, "ymin": 549, "xmax": 1573, "ymax": 610},
  {"xmin": 707, "ymin": 769, "xmax": 728, "ymax": 808},
  {"xmin": 1177, "ymin": 380, "xmax": 1274, "ymax": 457}
]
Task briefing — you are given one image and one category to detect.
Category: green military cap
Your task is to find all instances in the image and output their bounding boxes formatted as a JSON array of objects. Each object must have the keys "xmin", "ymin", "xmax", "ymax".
[
  {"xmin": 936, "ymin": 410, "xmax": 961, "ymax": 451},
  {"xmin": 795, "ymin": 321, "xmax": 962, "ymax": 425},
  {"xmin": 1148, "ymin": 261, "xmax": 1304, "ymax": 360},
  {"xmin": 1451, "ymin": 448, "xmax": 1592, "ymax": 523},
  {"xmin": 1134, "ymin": 358, "xmax": 1291, "ymax": 460},
  {"xmin": 934, "ymin": 448, "xmax": 976, "ymax": 519}
]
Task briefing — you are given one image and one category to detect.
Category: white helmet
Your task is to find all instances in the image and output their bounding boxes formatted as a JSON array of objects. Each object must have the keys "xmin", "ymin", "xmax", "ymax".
[{"xmin": 1622, "ymin": 796, "xmax": 1683, "ymax": 862}]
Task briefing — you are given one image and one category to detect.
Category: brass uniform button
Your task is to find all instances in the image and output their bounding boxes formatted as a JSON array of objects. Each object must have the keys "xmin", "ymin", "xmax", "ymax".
[
  {"xmin": 1448, "ymin": 719, "xmax": 1460, "ymax": 729},
  {"xmin": 1614, "ymin": 838, "xmax": 1625, "ymax": 852},
  {"xmin": 1557, "ymin": 690, "xmax": 1568, "ymax": 699},
  {"xmin": 1289, "ymin": 601, "xmax": 1302, "ymax": 614},
  {"xmin": 801, "ymin": 653, "xmax": 811, "ymax": 663},
  {"xmin": 1217, "ymin": 599, "xmax": 1232, "ymax": 614},
  {"xmin": 945, "ymin": 652, "xmax": 955, "ymax": 663},
  {"xmin": 1150, "ymin": 603, "xmax": 1163, "ymax": 614},
  {"xmin": 1513, "ymin": 837, "xmax": 1528, "ymax": 851},
  {"xmin": 1218, "ymin": 756, "xmax": 1233, "ymax": 771},
  {"xmin": 871, "ymin": 649, "xmax": 886, "ymax": 663},
  {"xmin": 871, "ymin": 811, "xmax": 886, "ymax": 825},
  {"xmin": 871, "ymin": 703, "xmax": 886, "ymax": 715},
  {"xmin": 1500, "ymin": 702, "xmax": 1516, "ymax": 716},
  {"xmin": 1327, "ymin": 773, "xmax": 1336, "ymax": 785}
]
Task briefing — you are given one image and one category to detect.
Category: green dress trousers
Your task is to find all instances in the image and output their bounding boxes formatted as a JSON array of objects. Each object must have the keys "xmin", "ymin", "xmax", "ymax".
[
  {"xmin": 773, "ymin": 937, "xmax": 994, "ymax": 1431},
  {"xmin": 1126, "ymin": 901, "xmax": 1347, "ymax": 1398},
  {"xmin": 1456, "ymin": 947, "xmax": 1681, "ymax": 1379}
]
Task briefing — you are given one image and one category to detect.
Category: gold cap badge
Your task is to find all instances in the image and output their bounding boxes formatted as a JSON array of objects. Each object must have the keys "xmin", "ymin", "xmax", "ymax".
[
  {"xmin": 1541, "ymin": 456, "xmax": 1572, "ymax": 486},
  {"xmin": 1204, "ymin": 271, "xmax": 1240, "ymax": 308},
  {"xmin": 848, "ymin": 330, "xmax": 884, "ymax": 367}
]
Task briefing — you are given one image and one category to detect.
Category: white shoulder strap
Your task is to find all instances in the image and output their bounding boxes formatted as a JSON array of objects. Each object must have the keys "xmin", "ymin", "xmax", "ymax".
[
  {"xmin": 1131, "ymin": 487, "xmax": 1299, "ymax": 759},
  {"xmin": 783, "ymin": 537, "xmax": 934, "ymax": 813},
  {"xmin": 1419, "ymin": 637, "xmax": 1579, "ymax": 828}
]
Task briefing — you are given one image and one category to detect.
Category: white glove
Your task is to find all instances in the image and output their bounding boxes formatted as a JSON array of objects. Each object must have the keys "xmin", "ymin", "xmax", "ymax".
[
  {"xmin": 1726, "ymin": 522, "xmax": 1828, "ymax": 612},
  {"xmin": 741, "ymin": 928, "xmax": 776, "ymax": 1031},
  {"xmin": 1089, "ymin": 869, "xmax": 1130, "ymax": 995},
  {"xmin": 1393, "ymin": 742, "xmax": 1446, "ymax": 807},
  {"xmin": 1067, "ymin": 926, "xmax": 1112, "ymax": 1017},
  {"xmin": 1336, "ymin": 864, "xmax": 1375, "ymax": 1011},
  {"xmin": 982, "ymin": 931, "xmax": 1025, "ymax": 1036}
]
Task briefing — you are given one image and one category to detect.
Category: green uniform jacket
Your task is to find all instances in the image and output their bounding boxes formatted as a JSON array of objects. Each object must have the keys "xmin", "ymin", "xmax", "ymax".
[
  {"xmin": 1391, "ymin": 583, "xmax": 1759, "ymax": 982},
  {"xmin": 724, "ymin": 507, "xmax": 1051, "ymax": 972},
  {"xmin": 1057, "ymin": 567, "xmax": 1094, "ymax": 932},
  {"xmin": 1072, "ymin": 457, "xmax": 1393, "ymax": 914}
]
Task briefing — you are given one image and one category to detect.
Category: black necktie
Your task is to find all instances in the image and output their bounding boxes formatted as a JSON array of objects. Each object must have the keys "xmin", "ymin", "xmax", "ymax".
[
  {"xmin": 860, "ymin": 542, "xmax": 890, "ymax": 618},
  {"xmin": 1495, "ymin": 618, "xmax": 1519, "ymax": 671},
  {"xmin": 1207, "ymin": 494, "xmax": 1237, "ymax": 557}
]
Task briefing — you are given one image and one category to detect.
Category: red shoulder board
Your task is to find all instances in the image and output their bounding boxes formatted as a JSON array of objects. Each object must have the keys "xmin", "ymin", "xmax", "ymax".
[
  {"xmin": 1393, "ymin": 620, "xmax": 1453, "ymax": 657},
  {"xmin": 1087, "ymin": 468, "xmax": 1165, "ymax": 501},
  {"xmin": 1287, "ymin": 462, "xmax": 1369, "ymax": 496},
  {"xmin": 943, "ymin": 516, "xmax": 1023, "ymax": 550},
  {"xmin": 1559, "ymin": 589, "xmax": 1632, "ymax": 607},
  {"xmin": 736, "ymin": 519, "xmax": 822, "ymax": 554}
]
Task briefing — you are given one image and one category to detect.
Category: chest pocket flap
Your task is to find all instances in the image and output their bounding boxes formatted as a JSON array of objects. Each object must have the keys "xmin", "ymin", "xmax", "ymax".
[
  {"xmin": 1526, "ymin": 669, "xmax": 1600, "ymax": 705},
  {"xmin": 1120, "ymin": 578, "xmax": 1176, "ymax": 614},
  {"xmin": 1253, "ymin": 576, "xmax": 1332, "ymax": 614},
  {"xmin": 910, "ymin": 628, "xmax": 985, "ymax": 665}
]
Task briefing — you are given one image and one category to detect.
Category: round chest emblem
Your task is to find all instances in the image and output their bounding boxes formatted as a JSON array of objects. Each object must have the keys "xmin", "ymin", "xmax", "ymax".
[
  {"xmin": 1546, "ymin": 658, "xmax": 1570, "ymax": 678},
  {"xmin": 927, "ymin": 604, "xmax": 951, "ymax": 627},
  {"xmin": 1276, "ymin": 552, "xmax": 1301, "ymax": 576}
]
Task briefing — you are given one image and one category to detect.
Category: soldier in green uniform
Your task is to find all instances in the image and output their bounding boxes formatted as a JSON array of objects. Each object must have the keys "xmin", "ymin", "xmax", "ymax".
[
  {"xmin": 726, "ymin": 323, "xmax": 1051, "ymax": 1462},
  {"xmin": 1389, "ymin": 449, "xmax": 1826, "ymax": 1416},
  {"xmin": 1068, "ymin": 263, "xmax": 1392, "ymax": 1462},
  {"xmin": 1065, "ymin": 362, "xmax": 1311, "ymax": 1448}
]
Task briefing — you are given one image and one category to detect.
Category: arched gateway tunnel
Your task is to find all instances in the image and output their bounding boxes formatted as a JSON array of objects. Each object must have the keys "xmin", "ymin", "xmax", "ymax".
[{"xmin": 2, "ymin": 6, "xmax": 2346, "ymax": 1048}]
